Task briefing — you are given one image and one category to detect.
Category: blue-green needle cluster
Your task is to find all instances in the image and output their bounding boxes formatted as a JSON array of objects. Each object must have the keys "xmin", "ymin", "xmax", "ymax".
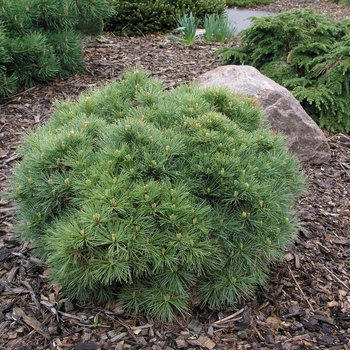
[{"xmin": 12, "ymin": 69, "xmax": 306, "ymax": 321}]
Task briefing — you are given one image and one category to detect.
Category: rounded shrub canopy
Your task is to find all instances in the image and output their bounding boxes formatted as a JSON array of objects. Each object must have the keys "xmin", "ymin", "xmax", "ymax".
[
  {"xmin": 105, "ymin": 0, "xmax": 227, "ymax": 35},
  {"xmin": 12, "ymin": 69, "xmax": 305, "ymax": 321}
]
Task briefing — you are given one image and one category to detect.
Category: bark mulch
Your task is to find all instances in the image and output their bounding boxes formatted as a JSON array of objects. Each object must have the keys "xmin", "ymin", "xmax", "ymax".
[{"xmin": 0, "ymin": 1, "xmax": 350, "ymax": 349}]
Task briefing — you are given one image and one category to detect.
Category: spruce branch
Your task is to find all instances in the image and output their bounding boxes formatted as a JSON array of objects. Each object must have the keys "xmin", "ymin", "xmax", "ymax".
[{"xmin": 213, "ymin": 9, "xmax": 350, "ymax": 132}]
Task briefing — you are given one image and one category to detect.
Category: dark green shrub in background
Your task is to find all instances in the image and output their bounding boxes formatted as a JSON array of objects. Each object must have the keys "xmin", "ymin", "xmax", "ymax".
[
  {"xmin": 213, "ymin": 9, "xmax": 350, "ymax": 132},
  {"xmin": 174, "ymin": 0, "xmax": 227, "ymax": 20},
  {"xmin": 226, "ymin": 0, "xmax": 273, "ymax": 7},
  {"xmin": 105, "ymin": 0, "xmax": 226, "ymax": 35},
  {"xmin": 0, "ymin": 0, "xmax": 112, "ymax": 98},
  {"xmin": 12, "ymin": 69, "xmax": 305, "ymax": 321}
]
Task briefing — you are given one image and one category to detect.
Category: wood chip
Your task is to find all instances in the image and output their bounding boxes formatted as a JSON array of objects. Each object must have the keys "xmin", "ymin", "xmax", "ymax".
[
  {"xmin": 12, "ymin": 307, "xmax": 50, "ymax": 339},
  {"xmin": 187, "ymin": 319, "xmax": 203, "ymax": 333},
  {"xmin": 198, "ymin": 335, "xmax": 216, "ymax": 349},
  {"xmin": 175, "ymin": 337, "xmax": 188, "ymax": 348}
]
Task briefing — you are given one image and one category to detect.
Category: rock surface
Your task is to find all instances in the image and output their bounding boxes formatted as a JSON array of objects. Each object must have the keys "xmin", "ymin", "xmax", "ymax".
[{"xmin": 196, "ymin": 65, "xmax": 331, "ymax": 164}]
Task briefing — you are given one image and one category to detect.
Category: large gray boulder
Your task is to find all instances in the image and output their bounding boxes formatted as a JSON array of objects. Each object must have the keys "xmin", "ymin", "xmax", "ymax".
[{"xmin": 195, "ymin": 65, "xmax": 331, "ymax": 164}]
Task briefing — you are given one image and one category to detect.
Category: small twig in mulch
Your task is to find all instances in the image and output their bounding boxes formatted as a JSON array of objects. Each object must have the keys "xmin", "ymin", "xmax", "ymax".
[
  {"xmin": 323, "ymin": 266, "xmax": 350, "ymax": 290},
  {"xmin": 213, "ymin": 306, "xmax": 247, "ymax": 325},
  {"xmin": 288, "ymin": 265, "xmax": 315, "ymax": 312}
]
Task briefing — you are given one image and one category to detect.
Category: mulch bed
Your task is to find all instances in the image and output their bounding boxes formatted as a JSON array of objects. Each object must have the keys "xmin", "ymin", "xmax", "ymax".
[{"xmin": 1, "ymin": 1, "xmax": 350, "ymax": 349}]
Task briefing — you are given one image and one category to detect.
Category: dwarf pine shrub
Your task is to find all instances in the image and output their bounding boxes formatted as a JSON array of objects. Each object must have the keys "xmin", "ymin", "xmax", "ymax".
[
  {"xmin": 12, "ymin": 69, "xmax": 305, "ymax": 322},
  {"xmin": 213, "ymin": 9, "xmax": 350, "ymax": 132},
  {"xmin": 0, "ymin": 0, "xmax": 112, "ymax": 98},
  {"xmin": 105, "ymin": 0, "xmax": 226, "ymax": 35}
]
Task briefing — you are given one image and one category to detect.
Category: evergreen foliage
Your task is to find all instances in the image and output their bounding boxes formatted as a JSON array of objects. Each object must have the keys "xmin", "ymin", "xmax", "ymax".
[
  {"xmin": 0, "ymin": 0, "xmax": 112, "ymax": 98},
  {"xmin": 213, "ymin": 9, "xmax": 350, "ymax": 132},
  {"xmin": 226, "ymin": 0, "xmax": 273, "ymax": 6},
  {"xmin": 105, "ymin": 0, "xmax": 226, "ymax": 35},
  {"xmin": 12, "ymin": 69, "xmax": 306, "ymax": 322}
]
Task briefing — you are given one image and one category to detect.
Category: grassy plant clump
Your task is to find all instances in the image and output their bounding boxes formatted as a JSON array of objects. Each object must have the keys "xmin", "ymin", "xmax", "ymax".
[
  {"xmin": 12, "ymin": 69, "xmax": 305, "ymax": 322},
  {"xmin": 213, "ymin": 9, "xmax": 350, "ymax": 132},
  {"xmin": 203, "ymin": 13, "xmax": 237, "ymax": 43},
  {"xmin": 169, "ymin": 12, "xmax": 199, "ymax": 45},
  {"xmin": 168, "ymin": 12, "xmax": 236, "ymax": 45},
  {"xmin": 0, "ymin": 0, "xmax": 112, "ymax": 98},
  {"xmin": 105, "ymin": 0, "xmax": 226, "ymax": 35}
]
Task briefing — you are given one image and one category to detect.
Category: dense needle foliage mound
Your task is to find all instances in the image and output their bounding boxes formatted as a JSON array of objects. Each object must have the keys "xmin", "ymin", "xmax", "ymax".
[
  {"xmin": 226, "ymin": 0, "xmax": 272, "ymax": 7},
  {"xmin": 12, "ymin": 70, "xmax": 305, "ymax": 321},
  {"xmin": 0, "ymin": 0, "xmax": 112, "ymax": 98},
  {"xmin": 105, "ymin": 0, "xmax": 226, "ymax": 35},
  {"xmin": 214, "ymin": 9, "xmax": 350, "ymax": 132}
]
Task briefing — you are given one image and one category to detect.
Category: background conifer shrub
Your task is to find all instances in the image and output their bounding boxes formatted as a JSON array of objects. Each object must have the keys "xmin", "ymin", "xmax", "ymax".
[
  {"xmin": 213, "ymin": 9, "xmax": 350, "ymax": 132},
  {"xmin": 0, "ymin": 0, "xmax": 112, "ymax": 98},
  {"xmin": 12, "ymin": 69, "xmax": 306, "ymax": 322},
  {"xmin": 225, "ymin": 0, "xmax": 272, "ymax": 6},
  {"xmin": 105, "ymin": 0, "xmax": 226, "ymax": 35}
]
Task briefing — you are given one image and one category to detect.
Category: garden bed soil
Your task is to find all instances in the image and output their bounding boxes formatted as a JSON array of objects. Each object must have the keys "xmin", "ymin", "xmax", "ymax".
[{"xmin": 0, "ymin": 0, "xmax": 350, "ymax": 349}]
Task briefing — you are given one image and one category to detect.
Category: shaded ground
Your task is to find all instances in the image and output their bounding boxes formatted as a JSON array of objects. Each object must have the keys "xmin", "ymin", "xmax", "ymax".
[{"xmin": 1, "ymin": 0, "xmax": 350, "ymax": 349}]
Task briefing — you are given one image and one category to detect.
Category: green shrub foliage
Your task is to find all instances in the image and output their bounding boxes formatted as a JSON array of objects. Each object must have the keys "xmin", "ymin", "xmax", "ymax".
[
  {"xmin": 213, "ymin": 9, "xmax": 350, "ymax": 132},
  {"xmin": 226, "ymin": 0, "xmax": 273, "ymax": 7},
  {"xmin": 12, "ymin": 70, "xmax": 305, "ymax": 321},
  {"xmin": 0, "ymin": 0, "xmax": 112, "ymax": 98},
  {"xmin": 105, "ymin": 0, "xmax": 226, "ymax": 35}
]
